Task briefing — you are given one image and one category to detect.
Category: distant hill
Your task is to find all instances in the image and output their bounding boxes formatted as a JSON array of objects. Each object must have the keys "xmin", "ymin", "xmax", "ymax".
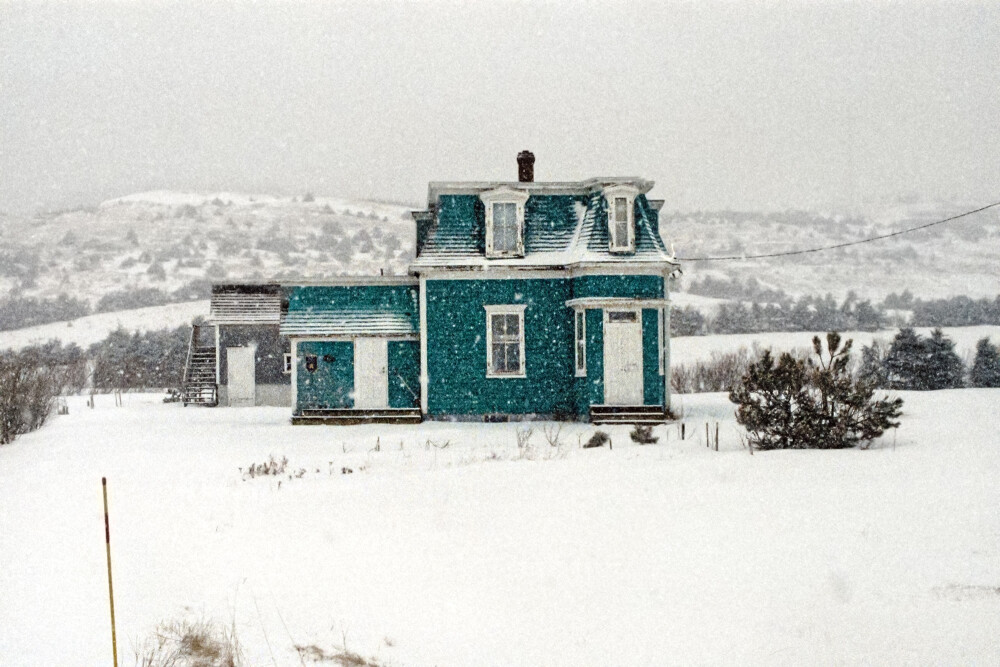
[
  {"xmin": 665, "ymin": 201, "xmax": 1000, "ymax": 300},
  {"xmin": 0, "ymin": 192, "xmax": 997, "ymax": 335},
  {"xmin": 0, "ymin": 191, "xmax": 416, "ymax": 312}
]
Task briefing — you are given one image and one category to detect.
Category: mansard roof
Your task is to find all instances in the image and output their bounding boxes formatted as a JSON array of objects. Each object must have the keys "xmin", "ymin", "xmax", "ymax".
[{"xmin": 410, "ymin": 179, "xmax": 677, "ymax": 271}]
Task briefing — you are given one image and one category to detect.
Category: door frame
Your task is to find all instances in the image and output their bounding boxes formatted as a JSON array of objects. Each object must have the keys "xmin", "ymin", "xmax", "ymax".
[
  {"xmin": 227, "ymin": 344, "xmax": 257, "ymax": 407},
  {"xmin": 353, "ymin": 337, "xmax": 389, "ymax": 409},
  {"xmin": 602, "ymin": 309, "xmax": 643, "ymax": 405}
]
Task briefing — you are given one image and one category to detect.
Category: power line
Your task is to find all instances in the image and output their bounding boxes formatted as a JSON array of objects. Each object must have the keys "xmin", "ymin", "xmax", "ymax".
[{"xmin": 675, "ymin": 200, "xmax": 1000, "ymax": 262}]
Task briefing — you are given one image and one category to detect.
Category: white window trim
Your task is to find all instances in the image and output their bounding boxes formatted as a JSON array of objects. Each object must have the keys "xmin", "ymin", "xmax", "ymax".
[
  {"xmin": 283, "ymin": 352, "xmax": 293, "ymax": 374},
  {"xmin": 484, "ymin": 304, "xmax": 527, "ymax": 378},
  {"xmin": 574, "ymin": 308, "xmax": 587, "ymax": 377},
  {"xmin": 603, "ymin": 184, "xmax": 639, "ymax": 254},
  {"xmin": 480, "ymin": 186, "xmax": 529, "ymax": 258}
]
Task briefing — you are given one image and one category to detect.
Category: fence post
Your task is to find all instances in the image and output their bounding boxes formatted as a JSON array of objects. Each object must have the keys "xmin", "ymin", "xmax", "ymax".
[{"xmin": 102, "ymin": 478, "xmax": 118, "ymax": 667}]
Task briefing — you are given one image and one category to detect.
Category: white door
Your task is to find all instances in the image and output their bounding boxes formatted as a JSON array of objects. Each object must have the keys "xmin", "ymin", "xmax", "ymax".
[
  {"xmin": 603, "ymin": 310, "xmax": 644, "ymax": 405},
  {"xmin": 354, "ymin": 338, "xmax": 389, "ymax": 409},
  {"xmin": 227, "ymin": 346, "xmax": 256, "ymax": 407}
]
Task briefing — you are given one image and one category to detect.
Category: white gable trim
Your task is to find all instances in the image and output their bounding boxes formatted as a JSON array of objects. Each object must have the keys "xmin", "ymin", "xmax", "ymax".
[
  {"xmin": 602, "ymin": 183, "xmax": 639, "ymax": 254},
  {"xmin": 480, "ymin": 186, "xmax": 529, "ymax": 259}
]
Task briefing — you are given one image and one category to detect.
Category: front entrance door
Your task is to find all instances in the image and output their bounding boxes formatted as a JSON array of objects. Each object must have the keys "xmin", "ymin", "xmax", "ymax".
[
  {"xmin": 227, "ymin": 346, "xmax": 256, "ymax": 407},
  {"xmin": 353, "ymin": 338, "xmax": 389, "ymax": 409},
  {"xmin": 603, "ymin": 310, "xmax": 643, "ymax": 405}
]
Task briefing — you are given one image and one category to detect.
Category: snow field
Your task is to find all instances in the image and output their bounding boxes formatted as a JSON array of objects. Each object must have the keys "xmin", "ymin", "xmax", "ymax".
[{"xmin": 0, "ymin": 391, "xmax": 999, "ymax": 665}]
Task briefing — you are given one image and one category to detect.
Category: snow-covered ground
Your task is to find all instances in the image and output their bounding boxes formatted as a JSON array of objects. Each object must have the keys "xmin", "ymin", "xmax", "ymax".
[
  {"xmin": 0, "ymin": 300, "xmax": 208, "ymax": 351},
  {"xmin": 2, "ymin": 390, "xmax": 999, "ymax": 665},
  {"xmin": 672, "ymin": 325, "xmax": 1000, "ymax": 365}
]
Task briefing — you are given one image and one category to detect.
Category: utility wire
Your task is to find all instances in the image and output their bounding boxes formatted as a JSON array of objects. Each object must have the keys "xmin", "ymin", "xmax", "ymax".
[{"xmin": 675, "ymin": 200, "xmax": 1000, "ymax": 262}]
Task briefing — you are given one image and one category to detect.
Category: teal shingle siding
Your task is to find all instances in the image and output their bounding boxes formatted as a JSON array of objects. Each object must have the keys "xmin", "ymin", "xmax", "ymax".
[
  {"xmin": 571, "ymin": 274, "xmax": 664, "ymax": 300},
  {"xmin": 388, "ymin": 340, "xmax": 420, "ymax": 408},
  {"xmin": 425, "ymin": 277, "xmax": 580, "ymax": 417},
  {"xmin": 424, "ymin": 274, "xmax": 669, "ymax": 417},
  {"xmin": 585, "ymin": 308, "xmax": 604, "ymax": 407},
  {"xmin": 297, "ymin": 341, "xmax": 353, "ymax": 409},
  {"xmin": 642, "ymin": 309, "xmax": 663, "ymax": 406}
]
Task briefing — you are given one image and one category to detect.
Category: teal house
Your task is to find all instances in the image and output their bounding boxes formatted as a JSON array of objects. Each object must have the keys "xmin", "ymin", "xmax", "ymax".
[
  {"xmin": 275, "ymin": 152, "xmax": 679, "ymax": 425},
  {"xmin": 186, "ymin": 153, "xmax": 679, "ymax": 423}
]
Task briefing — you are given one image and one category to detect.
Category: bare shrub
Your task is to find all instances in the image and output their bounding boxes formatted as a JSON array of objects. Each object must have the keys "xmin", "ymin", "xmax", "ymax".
[
  {"xmin": 0, "ymin": 346, "xmax": 79, "ymax": 445},
  {"xmin": 629, "ymin": 424, "xmax": 658, "ymax": 444},
  {"xmin": 671, "ymin": 347, "xmax": 758, "ymax": 394},
  {"xmin": 542, "ymin": 424, "xmax": 563, "ymax": 447},
  {"xmin": 583, "ymin": 431, "xmax": 610, "ymax": 448},
  {"xmin": 240, "ymin": 455, "xmax": 288, "ymax": 479},
  {"xmin": 134, "ymin": 617, "xmax": 243, "ymax": 667},
  {"xmin": 515, "ymin": 427, "xmax": 535, "ymax": 460}
]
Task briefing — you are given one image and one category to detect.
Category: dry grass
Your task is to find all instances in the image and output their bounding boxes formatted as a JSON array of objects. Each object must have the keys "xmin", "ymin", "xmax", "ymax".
[
  {"xmin": 134, "ymin": 618, "xmax": 243, "ymax": 667},
  {"xmin": 295, "ymin": 644, "xmax": 384, "ymax": 666}
]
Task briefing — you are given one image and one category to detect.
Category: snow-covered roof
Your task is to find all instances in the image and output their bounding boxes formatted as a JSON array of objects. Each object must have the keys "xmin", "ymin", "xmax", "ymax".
[
  {"xmin": 281, "ymin": 310, "xmax": 416, "ymax": 337},
  {"xmin": 279, "ymin": 283, "xmax": 419, "ymax": 338},
  {"xmin": 410, "ymin": 186, "xmax": 677, "ymax": 271},
  {"xmin": 209, "ymin": 284, "xmax": 282, "ymax": 325}
]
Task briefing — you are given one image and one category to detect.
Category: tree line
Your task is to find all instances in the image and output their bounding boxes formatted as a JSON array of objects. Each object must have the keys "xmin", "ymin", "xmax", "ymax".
[
  {"xmin": 672, "ymin": 284, "xmax": 1000, "ymax": 337},
  {"xmin": 0, "ymin": 281, "xmax": 213, "ymax": 332}
]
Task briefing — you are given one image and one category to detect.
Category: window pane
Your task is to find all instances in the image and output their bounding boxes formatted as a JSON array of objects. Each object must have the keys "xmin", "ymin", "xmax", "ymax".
[
  {"xmin": 608, "ymin": 311, "xmax": 637, "ymax": 323},
  {"xmin": 506, "ymin": 342, "xmax": 521, "ymax": 372},
  {"xmin": 505, "ymin": 314, "xmax": 519, "ymax": 337},
  {"xmin": 615, "ymin": 221, "xmax": 628, "ymax": 247},
  {"xmin": 492, "ymin": 343, "xmax": 506, "ymax": 372},
  {"xmin": 615, "ymin": 197, "xmax": 627, "ymax": 222},
  {"xmin": 491, "ymin": 313, "xmax": 504, "ymax": 338}
]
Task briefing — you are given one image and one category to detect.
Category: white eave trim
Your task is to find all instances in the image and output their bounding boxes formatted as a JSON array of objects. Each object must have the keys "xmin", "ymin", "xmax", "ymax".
[{"xmin": 565, "ymin": 297, "xmax": 671, "ymax": 309}]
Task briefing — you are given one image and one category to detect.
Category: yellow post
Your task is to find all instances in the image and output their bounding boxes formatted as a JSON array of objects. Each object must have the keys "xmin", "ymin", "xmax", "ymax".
[{"xmin": 102, "ymin": 477, "xmax": 118, "ymax": 667}]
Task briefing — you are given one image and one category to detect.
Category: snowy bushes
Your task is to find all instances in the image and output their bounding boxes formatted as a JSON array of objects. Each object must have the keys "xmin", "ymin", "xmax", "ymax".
[
  {"xmin": 0, "ymin": 345, "xmax": 82, "ymax": 444},
  {"xmin": 862, "ymin": 327, "xmax": 965, "ymax": 390},
  {"xmin": 970, "ymin": 338, "xmax": 1000, "ymax": 387},
  {"xmin": 89, "ymin": 325, "xmax": 189, "ymax": 390},
  {"xmin": 730, "ymin": 333, "xmax": 903, "ymax": 450},
  {"xmin": 671, "ymin": 347, "xmax": 761, "ymax": 394}
]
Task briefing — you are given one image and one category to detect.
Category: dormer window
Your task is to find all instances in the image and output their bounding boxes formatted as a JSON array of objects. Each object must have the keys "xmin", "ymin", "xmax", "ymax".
[
  {"xmin": 480, "ymin": 186, "xmax": 529, "ymax": 258},
  {"xmin": 603, "ymin": 184, "xmax": 638, "ymax": 254}
]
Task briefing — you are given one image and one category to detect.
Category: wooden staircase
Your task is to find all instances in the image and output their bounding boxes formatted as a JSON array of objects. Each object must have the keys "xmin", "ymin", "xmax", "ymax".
[
  {"xmin": 292, "ymin": 408, "xmax": 422, "ymax": 425},
  {"xmin": 181, "ymin": 325, "xmax": 218, "ymax": 406},
  {"xmin": 589, "ymin": 405, "xmax": 671, "ymax": 425}
]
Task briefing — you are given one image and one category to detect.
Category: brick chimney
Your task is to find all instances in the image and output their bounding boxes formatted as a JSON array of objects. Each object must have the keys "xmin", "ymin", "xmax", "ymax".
[{"xmin": 517, "ymin": 150, "xmax": 535, "ymax": 183}]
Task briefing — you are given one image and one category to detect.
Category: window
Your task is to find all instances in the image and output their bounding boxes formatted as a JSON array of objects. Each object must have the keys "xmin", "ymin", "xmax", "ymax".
[
  {"xmin": 485, "ymin": 305, "xmax": 526, "ymax": 377},
  {"xmin": 283, "ymin": 353, "xmax": 292, "ymax": 374},
  {"xmin": 480, "ymin": 186, "xmax": 529, "ymax": 258},
  {"xmin": 574, "ymin": 309, "xmax": 586, "ymax": 376},
  {"xmin": 607, "ymin": 311, "xmax": 638, "ymax": 323},
  {"xmin": 613, "ymin": 197, "xmax": 629, "ymax": 248},
  {"xmin": 603, "ymin": 184, "xmax": 638, "ymax": 253},
  {"xmin": 493, "ymin": 203, "xmax": 518, "ymax": 253}
]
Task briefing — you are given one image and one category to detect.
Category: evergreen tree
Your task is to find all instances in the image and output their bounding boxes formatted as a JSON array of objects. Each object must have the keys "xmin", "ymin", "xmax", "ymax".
[
  {"xmin": 730, "ymin": 332, "xmax": 902, "ymax": 450},
  {"xmin": 858, "ymin": 339, "xmax": 890, "ymax": 387},
  {"xmin": 924, "ymin": 328, "xmax": 965, "ymax": 389},
  {"xmin": 883, "ymin": 327, "xmax": 930, "ymax": 390},
  {"xmin": 970, "ymin": 338, "xmax": 1000, "ymax": 388}
]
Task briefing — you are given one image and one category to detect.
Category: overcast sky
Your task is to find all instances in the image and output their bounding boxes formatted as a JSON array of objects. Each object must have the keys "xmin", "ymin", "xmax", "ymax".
[{"xmin": 1, "ymin": 2, "xmax": 998, "ymax": 214}]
